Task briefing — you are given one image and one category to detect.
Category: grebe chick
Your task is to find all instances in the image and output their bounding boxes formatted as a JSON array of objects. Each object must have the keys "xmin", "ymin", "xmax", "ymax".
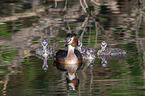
[
  {"xmin": 97, "ymin": 41, "xmax": 126, "ymax": 56},
  {"xmin": 77, "ymin": 41, "xmax": 96, "ymax": 60},
  {"xmin": 83, "ymin": 48, "xmax": 96, "ymax": 60},
  {"xmin": 35, "ymin": 40, "xmax": 54, "ymax": 59}
]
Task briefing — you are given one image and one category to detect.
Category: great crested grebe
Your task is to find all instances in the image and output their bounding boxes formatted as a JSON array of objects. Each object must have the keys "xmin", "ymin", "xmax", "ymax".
[
  {"xmin": 53, "ymin": 33, "xmax": 82, "ymax": 81},
  {"xmin": 97, "ymin": 41, "xmax": 126, "ymax": 56}
]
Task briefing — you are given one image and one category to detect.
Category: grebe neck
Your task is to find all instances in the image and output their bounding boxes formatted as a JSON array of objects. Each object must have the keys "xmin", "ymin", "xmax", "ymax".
[{"xmin": 68, "ymin": 45, "xmax": 75, "ymax": 53}]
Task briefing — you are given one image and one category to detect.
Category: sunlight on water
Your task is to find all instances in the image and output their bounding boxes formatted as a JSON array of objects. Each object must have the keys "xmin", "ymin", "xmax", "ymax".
[{"xmin": 0, "ymin": 0, "xmax": 145, "ymax": 96}]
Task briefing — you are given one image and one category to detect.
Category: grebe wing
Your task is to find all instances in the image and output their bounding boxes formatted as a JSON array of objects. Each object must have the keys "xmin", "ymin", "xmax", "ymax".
[
  {"xmin": 74, "ymin": 49, "xmax": 82, "ymax": 60},
  {"xmin": 54, "ymin": 50, "xmax": 67, "ymax": 61}
]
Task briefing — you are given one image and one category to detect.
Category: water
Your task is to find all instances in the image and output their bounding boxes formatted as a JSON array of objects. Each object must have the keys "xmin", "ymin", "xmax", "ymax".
[{"xmin": 0, "ymin": 0, "xmax": 145, "ymax": 96}]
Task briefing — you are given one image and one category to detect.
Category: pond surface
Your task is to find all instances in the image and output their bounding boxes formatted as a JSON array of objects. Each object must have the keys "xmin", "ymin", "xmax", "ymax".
[{"xmin": 0, "ymin": 0, "xmax": 145, "ymax": 96}]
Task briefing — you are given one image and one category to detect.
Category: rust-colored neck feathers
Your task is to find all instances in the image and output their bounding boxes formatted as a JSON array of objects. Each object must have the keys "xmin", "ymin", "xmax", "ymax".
[{"xmin": 71, "ymin": 36, "xmax": 78, "ymax": 46}]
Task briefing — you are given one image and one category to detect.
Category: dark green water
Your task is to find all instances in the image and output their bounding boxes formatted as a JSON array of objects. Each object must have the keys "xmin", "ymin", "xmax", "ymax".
[{"xmin": 0, "ymin": 0, "xmax": 145, "ymax": 96}]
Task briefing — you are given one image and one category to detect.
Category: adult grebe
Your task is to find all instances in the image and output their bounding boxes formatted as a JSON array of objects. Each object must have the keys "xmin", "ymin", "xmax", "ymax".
[{"xmin": 53, "ymin": 33, "xmax": 82, "ymax": 82}]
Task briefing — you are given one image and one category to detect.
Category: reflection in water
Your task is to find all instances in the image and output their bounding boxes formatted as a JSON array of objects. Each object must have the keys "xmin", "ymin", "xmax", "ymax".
[
  {"xmin": 83, "ymin": 58, "xmax": 95, "ymax": 68},
  {"xmin": 42, "ymin": 58, "xmax": 49, "ymax": 71},
  {"xmin": 54, "ymin": 62, "xmax": 81, "ymax": 90},
  {"xmin": 66, "ymin": 73, "xmax": 79, "ymax": 90},
  {"xmin": 54, "ymin": 33, "xmax": 82, "ymax": 90},
  {"xmin": 98, "ymin": 54, "xmax": 126, "ymax": 67},
  {"xmin": 1, "ymin": 66, "xmax": 18, "ymax": 95},
  {"xmin": 35, "ymin": 40, "xmax": 54, "ymax": 71}
]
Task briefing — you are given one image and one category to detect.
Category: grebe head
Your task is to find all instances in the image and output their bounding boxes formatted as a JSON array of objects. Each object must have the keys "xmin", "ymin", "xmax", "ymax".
[
  {"xmin": 86, "ymin": 48, "xmax": 95, "ymax": 54},
  {"xmin": 42, "ymin": 40, "xmax": 48, "ymax": 47},
  {"xmin": 101, "ymin": 41, "xmax": 107, "ymax": 51},
  {"xmin": 65, "ymin": 33, "xmax": 78, "ymax": 46}
]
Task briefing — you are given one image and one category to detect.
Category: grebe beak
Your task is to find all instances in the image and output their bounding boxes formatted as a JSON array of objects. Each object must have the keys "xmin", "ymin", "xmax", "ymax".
[
  {"xmin": 64, "ymin": 38, "xmax": 70, "ymax": 46},
  {"xmin": 64, "ymin": 42, "xmax": 68, "ymax": 46}
]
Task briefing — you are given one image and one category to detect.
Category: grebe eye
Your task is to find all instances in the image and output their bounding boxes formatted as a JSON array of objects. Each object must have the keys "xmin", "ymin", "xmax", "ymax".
[{"xmin": 69, "ymin": 38, "xmax": 72, "ymax": 42}]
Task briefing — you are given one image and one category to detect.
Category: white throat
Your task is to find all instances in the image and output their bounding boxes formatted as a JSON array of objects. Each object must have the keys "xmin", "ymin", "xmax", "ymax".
[{"xmin": 68, "ymin": 45, "xmax": 75, "ymax": 53}]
